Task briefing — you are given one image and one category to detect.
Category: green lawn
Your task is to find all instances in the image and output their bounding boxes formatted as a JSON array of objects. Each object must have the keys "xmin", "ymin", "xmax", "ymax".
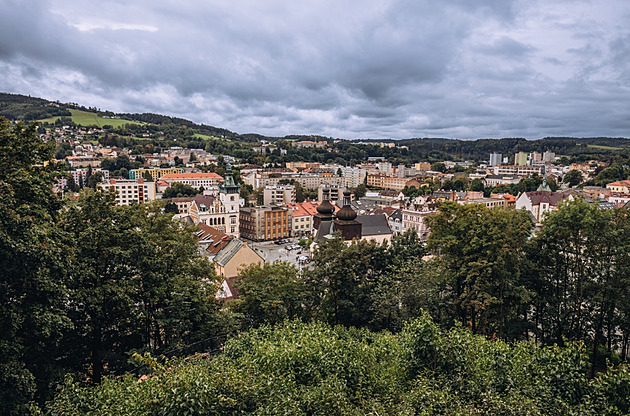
[
  {"xmin": 192, "ymin": 133, "xmax": 220, "ymax": 140},
  {"xmin": 39, "ymin": 109, "xmax": 143, "ymax": 128},
  {"xmin": 586, "ymin": 144, "xmax": 624, "ymax": 151}
]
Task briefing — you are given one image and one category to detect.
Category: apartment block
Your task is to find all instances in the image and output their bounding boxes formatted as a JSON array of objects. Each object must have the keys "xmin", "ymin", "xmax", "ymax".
[
  {"xmin": 263, "ymin": 185, "xmax": 296, "ymax": 205},
  {"xmin": 98, "ymin": 179, "xmax": 156, "ymax": 206},
  {"xmin": 239, "ymin": 205, "xmax": 293, "ymax": 241}
]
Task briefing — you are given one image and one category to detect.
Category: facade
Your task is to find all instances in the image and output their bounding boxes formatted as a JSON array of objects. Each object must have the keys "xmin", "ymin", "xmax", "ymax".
[
  {"xmin": 367, "ymin": 174, "xmax": 422, "ymax": 191},
  {"xmin": 516, "ymin": 190, "xmax": 572, "ymax": 224},
  {"xmin": 458, "ymin": 198, "xmax": 507, "ymax": 209},
  {"xmin": 169, "ymin": 168, "xmax": 240, "ymax": 236},
  {"xmin": 606, "ymin": 180, "xmax": 630, "ymax": 193},
  {"xmin": 484, "ymin": 174, "xmax": 520, "ymax": 187},
  {"xmin": 66, "ymin": 156, "xmax": 102, "ymax": 168},
  {"xmin": 317, "ymin": 184, "xmax": 347, "ymax": 202},
  {"xmin": 160, "ymin": 172, "xmax": 224, "ymax": 189},
  {"xmin": 401, "ymin": 208, "xmax": 436, "ymax": 241},
  {"xmin": 388, "ymin": 209, "xmax": 403, "ymax": 235},
  {"xmin": 489, "ymin": 152, "xmax": 502, "ymax": 166},
  {"xmin": 414, "ymin": 162, "xmax": 432, "ymax": 171},
  {"xmin": 98, "ymin": 179, "xmax": 156, "ymax": 206},
  {"xmin": 239, "ymin": 205, "xmax": 293, "ymax": 241},
  {"xmin": 337, "ymin": 166, "xmax": 367, "ymax": 188},
  {"xmin": 129, "ymin": 167, "xmax": 184, "ymax": 181},
  {"xmin": 263, "ymin": 185, "xmax": 296, "ymax": 205},
  {"xmin": 70, "ymin": 168, "xmax": 109, "ymax": 185},
  {"xmin": 213, "ymin": 239, "xmax": 264, "ymax": 279},
  {"xmin": 515, "ymin": 152, "xmax": 528, "ymax": 166},
  {"xmin": 543, "ymin": 151, "xmax": 556, "ymax": 163},
  {"xmin": 288, "ymin": 203, "xmax": 314, "ymax": 237},
  {"xmin": 493, "ymin": 165, "xmax": 544, "ymax": 177},
  {"xmin": 244, "ymin": 171, "xmax": 344, "ymax": 190}
]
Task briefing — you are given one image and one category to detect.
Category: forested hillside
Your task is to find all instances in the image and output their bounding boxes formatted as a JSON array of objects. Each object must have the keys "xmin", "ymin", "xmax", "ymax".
[
  {"xmin": 2, "ymin": 92, "xmax": 630, "ymax": 165},
  {"xmin": 0, "ymin": 92, "xmax": 71, "ymax": 121}
]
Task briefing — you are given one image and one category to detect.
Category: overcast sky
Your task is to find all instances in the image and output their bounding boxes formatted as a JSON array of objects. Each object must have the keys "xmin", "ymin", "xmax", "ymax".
[{"xmin": 1, "ymin": 0, "xmax": 629, "ymax": 139}]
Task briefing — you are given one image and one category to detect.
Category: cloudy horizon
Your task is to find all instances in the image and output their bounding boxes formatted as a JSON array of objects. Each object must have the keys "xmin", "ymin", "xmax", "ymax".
[{"xmin": 1, "ymin": 0, "xmax": 629, "ymax": 140}]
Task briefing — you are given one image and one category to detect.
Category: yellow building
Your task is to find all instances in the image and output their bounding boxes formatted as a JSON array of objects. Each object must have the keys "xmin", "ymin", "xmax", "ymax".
[{"xmin": 129, "ymin": 167, "xmax": 184, "ymax": 181}]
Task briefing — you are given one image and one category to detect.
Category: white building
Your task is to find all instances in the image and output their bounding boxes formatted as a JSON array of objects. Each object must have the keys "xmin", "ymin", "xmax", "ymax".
[
  {"xmin": 98, "ymin": 179, "xmax": 156, "ymax": 206},
  {"xmin": 160, "ymin": 172, "xmax": 224, "ymax": 190},
  {"xmin": 263, "ymin": 185, "xmax": 296, "ymax": 205},
  {"xmin": 489, "ymin": 153, "xmax": 502, "ymax": 166},
  {"xmin": 401, "ymin": 208, "xmax": 436, "ymax": 241}
]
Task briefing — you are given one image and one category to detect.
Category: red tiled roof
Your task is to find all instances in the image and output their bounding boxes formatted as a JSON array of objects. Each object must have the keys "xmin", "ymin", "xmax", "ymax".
[{"xmin": 196, "ymin": 224, "xmax": 233, "ymax": 254}]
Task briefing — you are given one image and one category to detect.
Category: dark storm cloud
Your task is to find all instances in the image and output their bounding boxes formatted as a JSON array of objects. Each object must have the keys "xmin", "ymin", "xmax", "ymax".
[{"xmin": 0, "ymin": 0, "xmax": 629, "ymax": 139}]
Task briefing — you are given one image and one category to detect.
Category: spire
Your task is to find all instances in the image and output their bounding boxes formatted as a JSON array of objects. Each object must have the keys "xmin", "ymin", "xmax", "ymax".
[
  {"xmin": 335, "ymin": 190, "xmax": 357, "ymax": 221},
  {"xmin": 219, "ymin": 163, "xmax": 240, "ymax": 194},
  {"xmin": 537, "ymin": 177, "xmax": 552, "ymax": 192}
]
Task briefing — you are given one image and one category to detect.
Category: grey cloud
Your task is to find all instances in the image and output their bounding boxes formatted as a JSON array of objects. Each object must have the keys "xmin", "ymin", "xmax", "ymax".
[{"xmin": 0, "ymin": 0, "xmax": 629, "ymax": 139}]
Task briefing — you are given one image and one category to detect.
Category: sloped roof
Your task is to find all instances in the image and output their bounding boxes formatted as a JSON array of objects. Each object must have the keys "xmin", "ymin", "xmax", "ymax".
[
  {"xmin": 358, "ymin": 214, "xmax": 393, "ymax": 236},
  {"xmin": 213, "ymin": 239, "xmax": 244, "ymax": 267},
  {"xmin": 314, "ymin": 214, "xmax": 392, "ymax": 241},
  {"xmin": 607, "ymin": 180, "xmax": 630, "ymax": 187},
  {"xmin": 171, "ymin": 194, "xmax": 216, "ymax": 205},
  {"xmin": 524, "ymin": 191, "xmax": 570, "ymax": 207},
  {"xmin": 196, "ymin": 224, "xmax": 232, "ymax": 254},
  {"xmin": 388, "ymin": 209, "xmax": 403, "ymax": 221}
]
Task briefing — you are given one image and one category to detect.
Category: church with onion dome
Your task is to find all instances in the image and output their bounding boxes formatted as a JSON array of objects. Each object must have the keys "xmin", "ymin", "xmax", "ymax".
[{"xmin": 313, "ymin": 190, "xmax": 393, "ymax": 244}]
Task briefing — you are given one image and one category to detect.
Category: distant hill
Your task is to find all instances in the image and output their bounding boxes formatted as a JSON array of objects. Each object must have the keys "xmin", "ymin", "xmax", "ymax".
[
  {"xmin": 1, "ymin": 92, "xmax": 629, "ymax": 152},
  {"xmin": 0, "ymin": 92, "xmax": 71, "ymax": 121},
  {"xmin": 0, "ymin": 92, "xmax": 237, "ymax": 139}
]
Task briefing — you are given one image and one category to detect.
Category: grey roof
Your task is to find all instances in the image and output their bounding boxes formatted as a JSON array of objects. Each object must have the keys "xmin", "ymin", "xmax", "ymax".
[
  {"xmin": 214, "ymin": 239, "xmax": 244, "ymax": 267},
  {"xmin": 388, "ymin": 209, "xmax": 403, "ymax": 221},
  {"xmin": 584, "ymin": 198, "xmax": 617, "ymax": 210},
  {"xmin": 314, "ymin": 220, "xmax": 334, "ymax": 242},
  {"xmin": 357, "ymin": 214, "xmax": 392, "ymax": 236},
  {"xmin": 314, "ymin": 214, "xmax": 393, "ymax": 241}
]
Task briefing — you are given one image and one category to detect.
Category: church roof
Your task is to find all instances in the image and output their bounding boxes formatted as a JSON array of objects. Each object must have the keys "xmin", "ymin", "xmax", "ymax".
[{"xmin": 523, "ymin": 191, "xmax": 570, "ymax": 206}]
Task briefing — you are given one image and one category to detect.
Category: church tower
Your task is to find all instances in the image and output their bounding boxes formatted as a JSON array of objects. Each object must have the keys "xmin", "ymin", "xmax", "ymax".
[
  {"xmin": 219, "ymin": 164, "xmax": 240, "ymax": 236},
  {"xmin": 313, "ymin": 188, "xmax": 335, "ymax": 230},
  {"xmin": 334, "ymin": 190, "xmax": 362, "ymax": 240}
]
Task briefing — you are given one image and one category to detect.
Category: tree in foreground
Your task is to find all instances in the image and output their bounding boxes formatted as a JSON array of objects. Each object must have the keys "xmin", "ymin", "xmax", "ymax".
[
  {"xmin": 60, "ymin": 191, "xmax": 224, "ymax": 383},
  {"xmin": 427, "ymin": 202, "xmax": 533, "ymax": 339},
  {"xmin": 0, "ymin": 119, "xmax": 70, "ymax": 414}
]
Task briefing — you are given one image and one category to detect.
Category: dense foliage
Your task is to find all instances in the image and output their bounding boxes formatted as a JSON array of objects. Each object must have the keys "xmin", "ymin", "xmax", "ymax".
[
  {"xmin": 48, "ymin": 318, "xmax": 630, "ymax": 415},
  {"xmin": 0, "ymin": 119, "xmax": 228, "ymax": 414}
]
